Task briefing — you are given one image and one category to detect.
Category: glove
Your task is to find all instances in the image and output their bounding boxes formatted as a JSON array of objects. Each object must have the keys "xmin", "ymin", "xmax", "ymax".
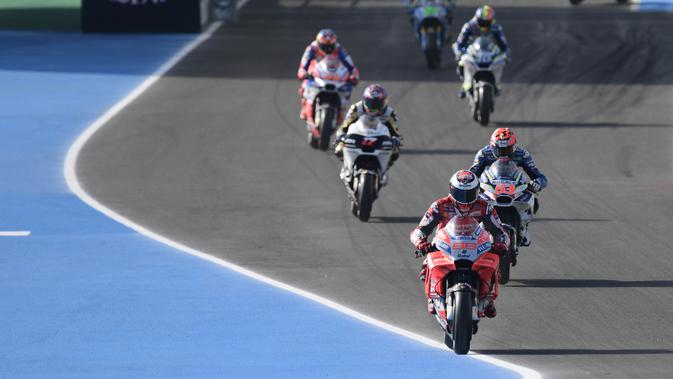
[
  {"xmin": 414, "ymin": 242, "xmax": 433, "ymax": 258},
  {"xmin": 392, "ymin": 136, "xmax": 402, "ymax": 147},
  {"xmin": 527, "ymin": 180, "xmax": 542, "ymax": 193},
  {"xmin": 348, "ymin": 74, "xmax": 359, "ymax": 86},
  {"xmin": 297, "ymin": 68, "xmax": 308, "ymax": 81},
  {"xmin": 492, "ymin": 242, "xmax": 508, "ymax": 256}
]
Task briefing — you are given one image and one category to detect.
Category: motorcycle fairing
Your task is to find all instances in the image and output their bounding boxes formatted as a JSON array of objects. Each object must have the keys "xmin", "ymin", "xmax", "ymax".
[{"xmin": 424, "ymin": 251, "xmax": 454, "ymax": 299}]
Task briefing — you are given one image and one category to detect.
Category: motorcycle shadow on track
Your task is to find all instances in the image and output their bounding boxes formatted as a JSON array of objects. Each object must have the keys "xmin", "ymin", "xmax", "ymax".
[
  {"xmin": 493, "ymin": 121, "xmax": 673, "ymax": 129},
  {"xmin": 507, "ymin": 279, "xmax": 673, "ymax": 288},
  {"xmin": 472, "ymin": 348, "xmax": 673, "ymax": 356}
]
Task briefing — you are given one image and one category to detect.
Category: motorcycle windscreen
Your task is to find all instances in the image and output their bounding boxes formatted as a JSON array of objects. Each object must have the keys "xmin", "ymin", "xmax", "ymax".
[{"xmin": 488, "ymin": 159, "xmax": 518, "ymax": 179}]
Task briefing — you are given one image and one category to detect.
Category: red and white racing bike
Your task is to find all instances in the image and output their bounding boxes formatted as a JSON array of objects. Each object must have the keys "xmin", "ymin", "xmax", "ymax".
[
  {"xmin": 302, "ymin": 57, "xmax": 354, "ymax": 150},
  {"xmin": 417, "ymin": 216, "xmax": 500, "ymax": 354}
]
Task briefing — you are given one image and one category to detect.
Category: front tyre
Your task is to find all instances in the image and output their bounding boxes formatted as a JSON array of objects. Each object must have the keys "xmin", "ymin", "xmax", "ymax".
[
  {"xmin": 478, "ymin": 85, "xmax": 492, "ymax": 126},
  {"xmin": 452, "ymin": 289, "xmax": 473, "ymax": 355},
  {"xmin": 319, "ymin": 106, "xmax": 335, "ymax": 151},
  {"xmin": 357, "ymin": 172, "xmax": 375, "ymax": 222}
]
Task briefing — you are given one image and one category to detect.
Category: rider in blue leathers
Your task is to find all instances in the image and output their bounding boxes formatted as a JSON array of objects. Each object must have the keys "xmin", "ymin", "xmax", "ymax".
[
  {"xmin": 469, "ymin": 128, "xmax": 547, "ymax": 247},
  {"xmin": 453, "ymin": 5, "xmax": 510, "ymax": 98},
  {"xmin": 404, "ymin": 0, "xmax": 455, "ymax": 39}
]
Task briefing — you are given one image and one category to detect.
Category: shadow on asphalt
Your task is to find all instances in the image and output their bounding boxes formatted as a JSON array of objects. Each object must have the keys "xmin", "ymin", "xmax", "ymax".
[
  {"xmin": 494, "ymin": 121, "xmax": 673, "ymax": 128},
  {"xmin": 535, "ymin": 217, "xmax": 613, "ymax": 222},
  {"xmin": 402, "ymin": 148, "xmax": 474, "ymax": 156},
  {"xmin": 368, "ymin": 216, "xmax": 419, "ymax": 224},
  {"xmin": 473, "ymin": 348, "xmax": 673, "ymax": 355},
  {"xmin": 508, "ymin": 279, "xmax": 673, "ymax": 288}
]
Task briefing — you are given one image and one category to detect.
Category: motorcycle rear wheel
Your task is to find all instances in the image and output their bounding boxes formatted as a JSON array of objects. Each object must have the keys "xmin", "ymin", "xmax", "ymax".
[
  {"xmin": 424, "ymin": 33, "xmax": 441, "ymax": 69},
  {"xmin": 452, "ymin": 289, "xmax": 473, "ymax": 355}
]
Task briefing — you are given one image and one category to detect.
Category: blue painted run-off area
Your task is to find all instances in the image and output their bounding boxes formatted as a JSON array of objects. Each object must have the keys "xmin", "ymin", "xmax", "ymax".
[
  {"xmin": 0, "ymin": 30, "xmax": 520, "ymax": 378},
  {"xmin": 636, "ymin": 0, "xmax": 673, "ymax": 11}
]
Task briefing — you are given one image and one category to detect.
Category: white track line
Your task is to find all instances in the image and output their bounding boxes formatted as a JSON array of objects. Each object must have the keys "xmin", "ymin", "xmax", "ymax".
[
  {"xmin": 0, "ymin": 231, "xmax": 31, "ymax": 237},
  {"xmin": 63, "ymin": 5, "xmax": 541, "ymax": 379}
]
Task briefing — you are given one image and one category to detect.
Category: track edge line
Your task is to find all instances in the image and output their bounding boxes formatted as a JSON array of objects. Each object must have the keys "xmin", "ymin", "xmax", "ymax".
[{"xmin": 62, "ymin": 9, "xmax": 541, "ymax": 379}]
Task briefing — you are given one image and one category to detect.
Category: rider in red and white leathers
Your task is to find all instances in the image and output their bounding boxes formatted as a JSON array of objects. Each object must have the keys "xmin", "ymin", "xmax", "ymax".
[
  {"xmin": 410, "ymin": 170, "xmax": 509, "ymax": 317},
  {"xmin": 297, "ymin": 29, "xmax": 360, "ymax": 120}
]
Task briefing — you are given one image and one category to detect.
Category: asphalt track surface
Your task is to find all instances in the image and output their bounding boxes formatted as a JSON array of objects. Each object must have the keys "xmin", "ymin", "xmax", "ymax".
[{"xmin": 77, "ymin": 1, "xmax": 673, "ymax": 378}]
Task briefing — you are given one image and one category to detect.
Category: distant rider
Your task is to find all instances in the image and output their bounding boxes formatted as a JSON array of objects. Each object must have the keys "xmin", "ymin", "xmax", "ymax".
[
  {"xmin": 334, "ymin": 84, "xmax": 402, "ymax": 172},
  {"xmin": 297, "ymin": 29, "xmax": 360, "ymax": 121},
  {"xmin": 411, "ymin": 170, "xmax": 509, "ymax": 318},
  {"xmin": 469, "ymin": 127, "xmax": 548, "ymax": 246},
  {"xmin": 453, "ymin": 5, "xmax": 510, "ymax": 98},
  {"xmin": 404, "ymin": 0, "xmax": 455, "ymax": 26}
]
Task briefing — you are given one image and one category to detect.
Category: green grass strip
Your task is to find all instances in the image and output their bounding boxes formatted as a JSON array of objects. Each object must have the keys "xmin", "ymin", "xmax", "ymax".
[{"xmin": 0, "ymin": 0, "xmax": 80, "ymax": 31}]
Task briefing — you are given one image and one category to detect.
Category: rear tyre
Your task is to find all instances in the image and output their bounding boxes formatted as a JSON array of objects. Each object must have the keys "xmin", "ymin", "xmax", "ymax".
[
  {"xmin": 357, "ymin": 173, "xmax": 375, "ymax": 222},
  {"xmin": 452, "ymin": 289, "xmax": 472, "ymax": 355},
  {"xmin": 425, "ymin": 33, "xmax": 441, "ymax": 69},
  {"xmin": 318, "ymin": 106, "xmax": 335, "ymax": 151},
  {"xmin": 479, "ymin": 85, "xmax": 492, "ymax": 126}
]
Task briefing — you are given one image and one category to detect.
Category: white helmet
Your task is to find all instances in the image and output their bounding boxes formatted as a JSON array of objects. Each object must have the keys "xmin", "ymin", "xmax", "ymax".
[{"xmin": 449, "ymin": 170, "xmax": 479, "ymax": 214}]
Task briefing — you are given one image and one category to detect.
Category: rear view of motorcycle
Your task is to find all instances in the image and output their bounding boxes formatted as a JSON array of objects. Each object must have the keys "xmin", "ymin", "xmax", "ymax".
[
  {"xmin": 455, "ymin": 36, "xmax": 507, "ymax": 126},
  {"xmin": 479, "ymin": 159, "xmax": 537, "ymax": 284},
  {"xmin": 302, "ymin": 58, "xmax": 353, "ymax": 150},
  {"xmin": 411, "ymin": 1, "xmax": 451, "ymax": 69},
  {"xmin": 339, "ymin": 116, "xmax": 395, "ymax": 221},
  {"xmin": 417, "ymin": 216, "xmax": 500, "ymax": 354}
]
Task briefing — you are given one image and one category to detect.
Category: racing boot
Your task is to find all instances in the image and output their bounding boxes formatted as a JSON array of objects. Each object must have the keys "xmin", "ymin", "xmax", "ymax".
[
  {"xmin": 427, "ymin": 299, "xmax": 436, "ymax": 314},
  {"xmin": 521, "ymin": 228, "xmax": 531, "ymax": 247},
  {"xmin": 483, "ymin": 302, "xmax": 497, "ymax": 318},
  {"xmin": 380, "ymin": 172, "xmax": 388, "ymax": 186},
  {"xmin": 458, "ymin": 88, "xmax": 466, "ymax": 99},
  {"xmin": 300, "ymin": 98, "xmax": 308, "ymax": 120}
]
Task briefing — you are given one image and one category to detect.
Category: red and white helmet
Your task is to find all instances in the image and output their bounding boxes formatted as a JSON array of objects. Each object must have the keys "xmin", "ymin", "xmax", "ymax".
[
  {"xmin": 490, "ymin": 127, "xmax": 517, "ymax": 159},
  {"xmin": 449, "ymin": 170, "xmax": 480, "ymax": 214},
  {"xmin": 316, "ymin": 29, "xmax": 337, "ymax": 54}
]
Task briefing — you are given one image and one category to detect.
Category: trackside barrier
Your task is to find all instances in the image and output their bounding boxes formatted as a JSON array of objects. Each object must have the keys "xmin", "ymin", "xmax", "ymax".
[{"xmin": 82, "ymin": 0, "xmax": 217, "ymax": 33}]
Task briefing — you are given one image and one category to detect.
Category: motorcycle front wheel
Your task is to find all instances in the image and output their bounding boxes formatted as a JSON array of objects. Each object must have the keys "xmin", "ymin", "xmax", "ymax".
[
  {"xmin": 357, "ymin": 172, "xmax": 375, "ymax": 222},
  {"xmin": 478, "ymin": 85, "xmax": 492, "ymax": 126},
  {"xmin": 451, "ymin": 289, "xmax": 473, "ymax": 355},
  {"xmin": 318, "ymin": 106, "xmax": 335, "ymax": 151}
]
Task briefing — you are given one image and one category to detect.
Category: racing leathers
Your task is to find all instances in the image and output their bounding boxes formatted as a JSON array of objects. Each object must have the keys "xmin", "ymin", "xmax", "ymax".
[
  {"xmin": 404, "ymin": 0, "xmax": 456, "ymax": 39},
  {"xmin": 453, "ymin": 19, "xmax": 510, "ymax": 94},
  {"xmin": 297, "ymin": 42, "xmax": 360, "ymax": 120},
  {"xmin": 334, "ymin": 101, "xmax": 402, "ymax": 167},
  {"xmin": 469, "ymin": 145, "xmax": 547, "ymax": 190},
  {"xmin": 470, "ymin": 145, "xmax": 547, "ymax": 246},
  {"xmin": 410, "ymin": 196, "xmax": 509, "ymax": 316}
]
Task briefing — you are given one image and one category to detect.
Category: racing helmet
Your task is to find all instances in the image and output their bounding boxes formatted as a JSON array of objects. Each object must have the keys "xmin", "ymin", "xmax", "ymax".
[
  {"xmin": 489, "ymin": 127, "xmax": 517, "ymax": 159},
  {"xmin": 475, "ymin": 5, "xmax": 495, "ymax": 33},
  {"xmin": 362, "ymin": 84, "xmax": 388, "ymax": 116},
  {"xmin": 449, "ymin": 170, "xmax": 480, "ymax": 214},
  {"xmin": 316, "ymin": 29, "xmax": 337, "ymax": 55}
]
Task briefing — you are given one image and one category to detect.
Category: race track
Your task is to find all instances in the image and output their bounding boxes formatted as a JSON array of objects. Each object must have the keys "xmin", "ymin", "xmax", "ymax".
[{"xmin": 76, "ymin": 1, "xmax": 673, "ymax": 377}]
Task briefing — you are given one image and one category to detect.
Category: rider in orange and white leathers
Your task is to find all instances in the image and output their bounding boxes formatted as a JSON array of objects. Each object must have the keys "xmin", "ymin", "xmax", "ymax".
[{"xmin": 297, "ymin": 29, "xmax": 359, "ymax": 120}]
